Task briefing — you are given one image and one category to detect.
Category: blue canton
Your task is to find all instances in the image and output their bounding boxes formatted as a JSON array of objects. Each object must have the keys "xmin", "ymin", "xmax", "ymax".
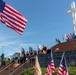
[
  {"xmin": 0, "ymin": 0, "xmax": 5, "ymax": 12},
  {"xmin": 61, "ymin": 56, "xmax": 67, "ymax": 72}
]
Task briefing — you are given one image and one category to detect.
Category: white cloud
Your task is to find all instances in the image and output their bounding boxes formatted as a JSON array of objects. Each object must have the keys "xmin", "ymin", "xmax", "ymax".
[
  {"xmin": 0, "ymin": 41, "xmax": 17, "ymax": 48},
  {"xmin": 20, "ymin": 43, "xmax": 37, "ymax": 47}
]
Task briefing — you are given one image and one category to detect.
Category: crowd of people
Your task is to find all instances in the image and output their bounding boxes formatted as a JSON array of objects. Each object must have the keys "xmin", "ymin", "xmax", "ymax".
[
  {"xmin": 63, "ymin": 33, "xmax": 76, "ymax": 42},
  {"xmin": 15, "ymin": 48, "xmax": 38, "ymax": 64},
  {"xmin": 13, "ymin": 45, "xmax": 48, "ymax": 64},
  {"xmin": 0, "ymin": 45, "xmax": 48, "ymax": 66}
]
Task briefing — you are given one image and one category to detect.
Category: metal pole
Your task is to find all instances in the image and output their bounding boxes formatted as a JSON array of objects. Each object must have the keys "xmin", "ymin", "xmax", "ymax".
[{"xmin": 2, "ymin": 46, "xmax": 4, "ymax": 54}]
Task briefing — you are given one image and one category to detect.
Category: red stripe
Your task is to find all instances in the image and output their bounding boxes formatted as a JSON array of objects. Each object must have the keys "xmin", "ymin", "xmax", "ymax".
[
  {"xmin": 3, "ymin": 9, "xmax": 26, "ymax": 26},
  {"xmin": 5, "ymin": 20, "xmax": 23, "ymax": 34},
  {"xmin": 1, "ymin": 14, "xmax": 24, "ymax": 33},
  {"xmin": 4, "ymin": 7, "xmax": 26, "ymax": 25},
  {"xmin": 9, "ymin": 26, "xmax": 22, "ymax": 35},
  {"xmin": 2, "ymin": 11, "xmax": 25, "ymax": 29},
  {"xmin": 5, "ymin": 4, "xmax": 22, "ymax": 16},
  {"xmin": 1, "ymin": 14, "xmax": 25, "ymax": 30},
  {"xmin": 0, "ymin": 3, "xmax": 27, "ymax": 35},
  {"xmin": 5, "ymin": 4, "xmax": 27, "ymax": 23},
  {"xmin": 47, "ymin": 62, "xmax": 55, "ymax": 75},
  {"xmin": 5, "ymin": 20, "xmax": 23, "ymax": 32},
  {"xmin": 58, "ymin": 66, "xmax": 67, "ymax": 75}
]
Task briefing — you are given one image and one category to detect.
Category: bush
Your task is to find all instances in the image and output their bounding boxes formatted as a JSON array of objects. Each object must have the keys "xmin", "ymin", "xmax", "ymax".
[{"xmin": 21, "ymin": 67, "xmax": 76, "ymax": 75}]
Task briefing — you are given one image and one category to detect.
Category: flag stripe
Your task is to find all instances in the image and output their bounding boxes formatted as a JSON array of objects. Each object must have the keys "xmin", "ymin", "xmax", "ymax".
[
  {"xmin": 9, "ymin": 25, "xmax": 23, "ymax": 35},
  {"xmin": 4, "ymin": 5, "xmax": 27, "ymax": 24},
  {"xmin": 1, "ymin": 13, "xmax": 25, "ymax": 30},
  {"xmin": 3, "ymin": 9, "xmax": 26, "ymax": 26},
  {"xmin": 47, "ymin": 50, "xmax": 55, "ymax": 75},
  {"xmin": 5, "ymin": 4, "xmax": 26, "ymax": 22},
  {"xmin": 58, "ymin": 52, "xmax": 68, "ymax": 75},
  {"xmin": 4, "ymin": 19, "xmax": 23, "ymax": 33},
  {"xmin": 1, "ymin": 14, "xmax": 24, "ymax": 32},
  {"xmin": 0, "ymin": 1, "xmax": 27, "ymax": 35},
  {"xmin": 1, "ymin": 16, "xmax": 24, "ymax": 34},
  {"xmin": 4, "ymin": 4, "xmax": 26, "ymax": 27}
]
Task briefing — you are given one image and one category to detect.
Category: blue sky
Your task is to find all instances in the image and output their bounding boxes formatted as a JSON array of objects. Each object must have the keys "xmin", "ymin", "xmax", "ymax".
[{"xmin": 0, "ymin": 0, "xmax": 75, "ymax": 57}]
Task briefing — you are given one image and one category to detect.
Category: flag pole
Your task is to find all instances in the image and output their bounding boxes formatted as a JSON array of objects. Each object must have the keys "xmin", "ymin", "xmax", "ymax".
[{"xmin": 2, "ymin": 46, "xmax": 4, "ymax": 54}]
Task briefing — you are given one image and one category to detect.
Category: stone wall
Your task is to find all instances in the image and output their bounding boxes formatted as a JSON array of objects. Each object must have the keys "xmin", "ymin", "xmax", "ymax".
[{"xmin": 38, "ymin": 50, "xmax": 76, "ymax": 68}]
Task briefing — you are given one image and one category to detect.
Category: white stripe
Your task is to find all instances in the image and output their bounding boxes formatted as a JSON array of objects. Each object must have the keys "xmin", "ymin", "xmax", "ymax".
[
  {"xmin": 51, "ymin": 66, "xmax": 55, "ymax": 69},
  {"xmin": 1, "ymin": 17, "xmax": 24, "ymax": 32},
  {"xmin": 1, "ymin": 13, "xmax": 24, "ymax": 31},
  {"xmin": 51, "ymin": 63, "xmax": 54, "ymax": 65},
  {"xmin": 3, "ymin": 8, "xmax": 26, "ymax": 26},
  {"xmin": 1, "ymin": 12, "xmax": 25, "ymax": 29},
  {"xmin": 58, "ymin": 70, "xmax": 62, "ymax": 75},
  {"xmin": 5, "ymin": 4, "xmax": 27, "ymax": 22}
]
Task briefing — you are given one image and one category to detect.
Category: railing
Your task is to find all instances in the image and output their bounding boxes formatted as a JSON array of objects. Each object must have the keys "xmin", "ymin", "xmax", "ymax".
[
  {"xmin": 9, "ymin": 60, "xmax": 33, "ymax": 75},
  {"xmin": 0, "ymin": 55, "xmax": 36, "ymax": 75},
  {"xmin": 0, "ymin": 62, "xmax": 13, "ymax": 73}
]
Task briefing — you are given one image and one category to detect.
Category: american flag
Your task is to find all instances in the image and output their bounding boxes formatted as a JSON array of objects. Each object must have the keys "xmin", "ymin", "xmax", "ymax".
[
  {"xmin": 47, "ymin": 50, "xmax": 55, "ymax": 75},
  {"xmin": 58, "ymin": 52, "xmax": 68, "ymax": 75},
  {"xmin": 0, "ymin": 0, "xmax": 27, "ymax": 35}
]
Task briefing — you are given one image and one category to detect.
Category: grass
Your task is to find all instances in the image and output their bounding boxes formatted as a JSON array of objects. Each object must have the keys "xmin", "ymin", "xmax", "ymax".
[{"xmin": 20, "ymin": 66, "xmax": 76, "ymax": 75}]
